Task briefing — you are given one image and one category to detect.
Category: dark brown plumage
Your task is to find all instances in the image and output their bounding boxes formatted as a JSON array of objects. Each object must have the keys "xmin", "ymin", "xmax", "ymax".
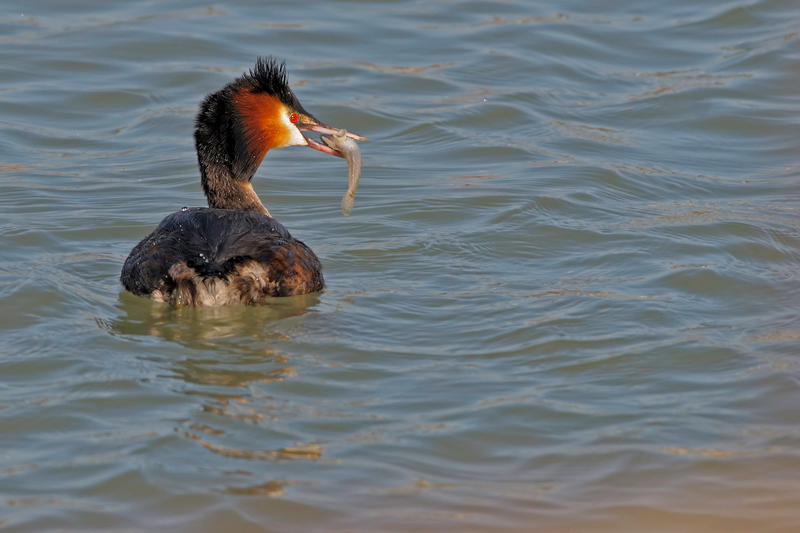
[{"xmin": 121, "ymin": 208, "xmax": 322, "ymax": 305}]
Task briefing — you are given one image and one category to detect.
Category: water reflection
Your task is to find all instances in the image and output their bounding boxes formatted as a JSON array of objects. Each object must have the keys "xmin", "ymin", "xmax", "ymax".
[
  {"xmin": 100, "ymin": 291, "xmax": 329, "ymax": 478},
  {"xmin": 177, "ymin": 355, "xmax": 296, "ymax": 388},
  {"xmin": 102, "ymin": 290, "xmax": 321, "ymax": 348}
]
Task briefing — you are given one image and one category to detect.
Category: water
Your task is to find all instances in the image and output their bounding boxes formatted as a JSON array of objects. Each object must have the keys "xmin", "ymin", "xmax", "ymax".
[{"xmin": 1, "ymin": 0, "xmax": 799, "ymax": 531}]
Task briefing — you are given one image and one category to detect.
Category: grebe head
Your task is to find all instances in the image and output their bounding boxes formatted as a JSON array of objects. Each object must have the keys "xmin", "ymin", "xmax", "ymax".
[
  {"xmin": 195, "ymin": 57, "xmax": 366, "ymax": 184},
  {"xmin": 193, "ymin": 57, "xmax": 366, "ymax": 213}
]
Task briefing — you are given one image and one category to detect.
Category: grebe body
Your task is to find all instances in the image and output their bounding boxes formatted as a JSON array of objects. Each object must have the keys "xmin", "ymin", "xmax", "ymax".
[{"xmin": 121, "ymin": 208, "xmax": 321, "ymax": 306}]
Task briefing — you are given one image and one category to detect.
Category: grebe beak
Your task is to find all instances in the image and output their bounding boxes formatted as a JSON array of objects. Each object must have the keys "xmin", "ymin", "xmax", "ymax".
[{"xmin": 296, "ymin": 114, "xmax": 368, "ymax": 158}]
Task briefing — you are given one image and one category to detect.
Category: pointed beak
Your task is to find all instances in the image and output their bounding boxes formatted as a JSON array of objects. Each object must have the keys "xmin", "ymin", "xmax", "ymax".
[{"xmin": 296, "ymin": 114, "xmax": 368, "ymax": 158}]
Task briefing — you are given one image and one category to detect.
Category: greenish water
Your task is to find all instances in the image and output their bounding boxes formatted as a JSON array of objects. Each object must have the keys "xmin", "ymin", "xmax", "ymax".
[{"xmin": 1, "ymin": 0, "xmax": 800, "ymax": 531}]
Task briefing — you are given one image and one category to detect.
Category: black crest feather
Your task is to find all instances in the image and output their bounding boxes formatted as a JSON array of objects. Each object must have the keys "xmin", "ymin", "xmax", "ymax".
[{"xmin": 244, "ymin": 56, "xmax": 305, "ymax": 112}]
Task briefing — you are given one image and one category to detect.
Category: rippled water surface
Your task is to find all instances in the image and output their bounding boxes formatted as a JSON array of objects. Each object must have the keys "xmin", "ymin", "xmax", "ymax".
[{"xmin": 2, "ymin": 0, "xmax": 800, "ymax": 531}]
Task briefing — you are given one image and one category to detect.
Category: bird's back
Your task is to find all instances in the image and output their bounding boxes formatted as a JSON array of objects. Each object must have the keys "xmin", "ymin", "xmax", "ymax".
[{"xmin": 121, "ymin": 208, "xmax": 323, "ymax": 306}]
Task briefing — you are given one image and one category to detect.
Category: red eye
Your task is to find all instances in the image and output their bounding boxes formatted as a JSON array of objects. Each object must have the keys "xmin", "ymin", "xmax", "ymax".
[{"xmin": 289, "ymin": 113, "xmax": 298, "ymax": 123}]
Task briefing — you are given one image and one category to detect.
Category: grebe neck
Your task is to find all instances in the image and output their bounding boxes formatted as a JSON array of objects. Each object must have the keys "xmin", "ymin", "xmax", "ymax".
[{"xmin": 199, "ymin": 162, "xmax": 270, "ymax": 215}]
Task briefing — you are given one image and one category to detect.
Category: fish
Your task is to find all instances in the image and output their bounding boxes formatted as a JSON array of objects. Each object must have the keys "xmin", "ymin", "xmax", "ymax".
[{"xmin": 322, "ymin": 128, "xmax": 363, "ymax": 216}]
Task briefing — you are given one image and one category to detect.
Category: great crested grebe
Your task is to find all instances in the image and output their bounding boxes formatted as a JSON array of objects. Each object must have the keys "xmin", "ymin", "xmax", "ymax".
[{"xmin": 120, "ymin": 57, "xmax": 366, "ymax": 306}]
